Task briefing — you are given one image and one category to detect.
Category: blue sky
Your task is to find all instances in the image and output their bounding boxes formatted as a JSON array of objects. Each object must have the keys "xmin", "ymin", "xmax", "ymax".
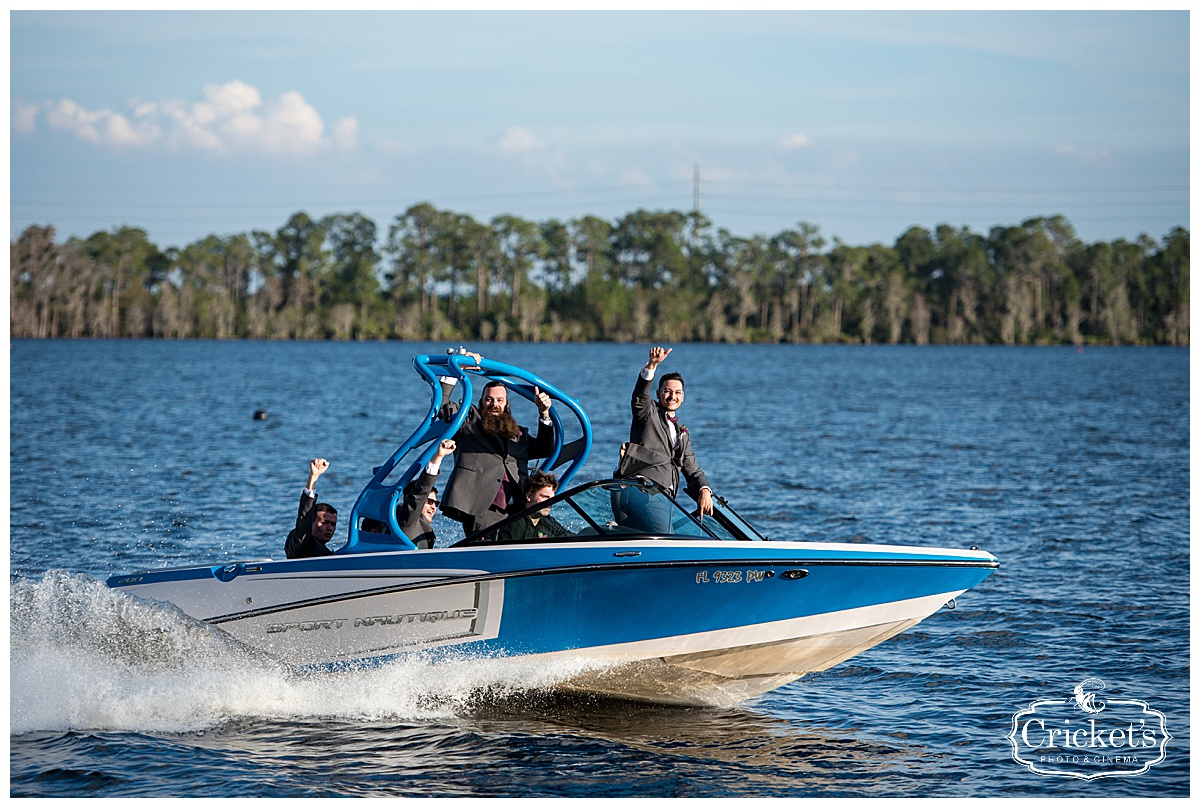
[{"xmin": 9, "ymin": 9, "xmax": 1190, "ymax": 251}]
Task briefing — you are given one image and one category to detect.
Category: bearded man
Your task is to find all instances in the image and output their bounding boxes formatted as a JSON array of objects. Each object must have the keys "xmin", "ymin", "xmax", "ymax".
[{"xmin": 439, "ymin": 374, "xmax": 556, "ymax": 536}]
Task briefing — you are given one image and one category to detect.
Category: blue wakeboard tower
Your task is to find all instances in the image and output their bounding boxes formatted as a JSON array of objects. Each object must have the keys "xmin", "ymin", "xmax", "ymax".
[{"xmin": 342, "ymin": 349, "xmax": 593, "ymax": 553}]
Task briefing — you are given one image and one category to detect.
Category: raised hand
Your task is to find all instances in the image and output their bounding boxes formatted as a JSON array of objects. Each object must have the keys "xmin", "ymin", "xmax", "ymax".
[
  {"xmin": 647, "ymin": 346, "xmax": 672, "ymax": 369},
  {"xmin": 306, "ymin": 457, "xmax": 330, "ymax": 491}
]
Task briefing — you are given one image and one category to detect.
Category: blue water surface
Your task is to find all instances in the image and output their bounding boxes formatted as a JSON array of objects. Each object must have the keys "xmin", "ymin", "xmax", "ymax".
[{"xmin": 9, "ymin": 341, "xmax": 1190, "ymax": 797}]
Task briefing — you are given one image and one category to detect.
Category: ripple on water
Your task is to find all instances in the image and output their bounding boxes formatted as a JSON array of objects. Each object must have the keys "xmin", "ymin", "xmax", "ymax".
[{"xmin": 8, "ymin": 342, "xmax": 1190, "ymax": 797}]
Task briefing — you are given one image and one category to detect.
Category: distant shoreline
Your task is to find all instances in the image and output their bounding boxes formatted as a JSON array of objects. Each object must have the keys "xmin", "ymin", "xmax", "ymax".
[
  {"xmin": 10, "ymin": 211, "xmax": 1189, "ymax": 347},
  {"xmin": 10, "ymin": 336, "xmax": 1184, "ymax": 348}
]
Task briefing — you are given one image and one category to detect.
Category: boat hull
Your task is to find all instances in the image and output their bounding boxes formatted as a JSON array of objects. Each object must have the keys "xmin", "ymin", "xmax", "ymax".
[
  {"xmin": 544, "ymin": 597, "xmax": 926, "ymax": 705},
  {"xmin": 107, "ymin": 540, "xmax": 996, "ymax": 705}
]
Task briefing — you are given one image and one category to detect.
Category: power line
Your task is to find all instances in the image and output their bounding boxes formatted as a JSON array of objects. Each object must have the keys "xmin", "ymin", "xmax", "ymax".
[
  {"xmin": 704, "ymin": 179, "xmax": 1188, "ymax": 195},
  {"xmin": 11, "ymin": 173, "xmax": 1188, "ymax": 247},
  {"xmin": 11, "ymin": 178, "xmax": 1186, "ymax": 210}
]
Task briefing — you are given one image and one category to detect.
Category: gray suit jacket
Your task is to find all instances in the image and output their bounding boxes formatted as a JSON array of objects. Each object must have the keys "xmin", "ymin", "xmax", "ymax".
[
  {"xmin": 617, "ymin": 372, "xmax": 708, "ymax": 500},
  {"xmin": 439, "ymin": 400, "xmax": 555, "ymax": 524}
]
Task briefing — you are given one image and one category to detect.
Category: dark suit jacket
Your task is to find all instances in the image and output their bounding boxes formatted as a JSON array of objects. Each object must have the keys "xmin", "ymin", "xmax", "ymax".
[
  {"xmin": 498, "ymin": 513, "xmax": 571, "ymax": 542},
  {"xmin": 617, "ymin": 372, "xmax": 709, "ymax": 500},
  {"xmin": 397, "ymin": 469, "xmax": 438, "ymax": 549},
  {"xmin": 439, "ymin": 401, "xmax": 556, "ymax": 524},
  {"xmin": 284, "ymin": 491, "xmax": 334, "ymax": 559}
]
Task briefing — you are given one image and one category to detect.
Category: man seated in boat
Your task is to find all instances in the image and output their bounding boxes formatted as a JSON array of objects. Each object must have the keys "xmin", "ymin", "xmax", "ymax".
[
  {"xmin": 284, "ymin": 458, "xmax": 338, "ymax": 559},
  {"xmin": 436, "ymin": 350, "xmax": 557, "ymax": 535},
  {"xmin": 496, "ymin": 470, "xmax": 571, "ymax": 541}
]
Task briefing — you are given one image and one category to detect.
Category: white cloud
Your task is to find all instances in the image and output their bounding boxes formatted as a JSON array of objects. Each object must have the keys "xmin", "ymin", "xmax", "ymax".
[
  {"xmin": 491, "ymin": 125, "xmax": 567, "ymax": 182},
  {"xmin": 14, "ymin": 80, "xmax": 357, "ymax": 158},
  {"xmin": 332, "ymin": 117, "xmax": 358, "ymax": 151},
  {"xmin": 45, "ymin": 98, "xmax": 107, "ymax": 142},
  {"xmin": 497, "ymin": 126, "xmax": 545, "ymax": 155},
  {"xmin": 103, "ymin": 113, "xmax": 160, "ymax": 147},
  {"xmin": 12, "ymin": 100, "xmax": 38, "ymax": 134},
  {"xmin": 197, "ymin": 79, "xmax": 261, "ymax": 124},
  {"xmin": 779, "ymin": 133, "xmax": 813, "ymax": 150},
  {"xmin": 251, "ymin": 90, "xmax": 326, "ymax": 156}
]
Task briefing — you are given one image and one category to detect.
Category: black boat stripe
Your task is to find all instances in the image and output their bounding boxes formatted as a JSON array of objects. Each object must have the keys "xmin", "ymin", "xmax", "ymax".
[{"xmin": 203, "ymin": 557, "xmax": 997, "ymax": 624}]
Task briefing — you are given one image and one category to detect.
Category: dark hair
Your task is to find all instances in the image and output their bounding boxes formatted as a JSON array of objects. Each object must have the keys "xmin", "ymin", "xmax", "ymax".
[
  {"xmin": 479, "ymin": 381, "xmax": 508, "ymax": 403},
  {"xmin": 658, "ymin": 371, "xmax": 684, "ymax": 391},
  {"xmin": 524, "ymin": 469, "xmax": 558, "ymax": 497},
  {"xmin": 315, "ymin": 503, "xmax": 337, "ymax": 517}
]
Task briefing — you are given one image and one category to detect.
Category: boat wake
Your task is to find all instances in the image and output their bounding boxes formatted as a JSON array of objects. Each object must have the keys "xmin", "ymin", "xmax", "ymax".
[{"xmin": 9, "ymin": 571, "xmax": 621, "ymax": 735}]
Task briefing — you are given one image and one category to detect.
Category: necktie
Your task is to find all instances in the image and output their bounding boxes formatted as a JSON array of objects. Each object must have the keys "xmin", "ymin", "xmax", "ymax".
[{"xmin": 491, "ymin": 471, "xmax": 515, "ymax": 510}]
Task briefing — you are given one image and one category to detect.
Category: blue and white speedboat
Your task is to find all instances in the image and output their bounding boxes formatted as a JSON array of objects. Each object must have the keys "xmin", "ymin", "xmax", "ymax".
[{"xmin": 107, "ymin": 352, "xmax": 998, "ymax": 706}]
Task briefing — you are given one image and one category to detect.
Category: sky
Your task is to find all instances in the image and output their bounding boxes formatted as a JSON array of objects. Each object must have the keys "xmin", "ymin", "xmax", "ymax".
[{"xmin": 8, "ymin": 8, "xmax": 1191, "ymax": 252}]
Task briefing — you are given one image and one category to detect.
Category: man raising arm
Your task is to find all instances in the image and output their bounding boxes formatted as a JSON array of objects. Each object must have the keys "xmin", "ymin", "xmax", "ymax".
[
  {"xmin": 618, "ymin": 346, "xmax": 713, "ymax": 516},
  {"xmin": 285, "ymin": 458, "xmax": 339, "ymax": 559},
  {"xmin": 438, "ymin": 351, "xmax": 557, "ymax": 535},
  {"xmin": 395, "ymin": 439, "xmax": 455, "ymax": 549}
]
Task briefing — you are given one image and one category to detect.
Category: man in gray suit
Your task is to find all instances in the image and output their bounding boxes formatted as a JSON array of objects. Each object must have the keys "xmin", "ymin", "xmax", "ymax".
[
  {"xmin": 439, "ymin": 368, "xmax": 556, "ymax": 536},
  {"xmin": 617, "ymin": 346, "xmax": 713, "ymax": 518}
]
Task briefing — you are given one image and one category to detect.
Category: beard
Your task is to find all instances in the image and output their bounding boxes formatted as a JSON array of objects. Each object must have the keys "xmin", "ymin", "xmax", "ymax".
[{"xmin": 481, "ymin": 409, "xmax": 521, "ymax": 441}]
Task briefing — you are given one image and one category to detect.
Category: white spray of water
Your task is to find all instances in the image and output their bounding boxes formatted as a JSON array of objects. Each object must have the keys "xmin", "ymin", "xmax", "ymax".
[{"xmin": 9, "ymin": 571, "xmax": 615, "ymax": 735}]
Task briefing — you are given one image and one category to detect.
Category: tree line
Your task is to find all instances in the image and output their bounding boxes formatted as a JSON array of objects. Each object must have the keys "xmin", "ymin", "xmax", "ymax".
[{"xmin": 9, "ymin": 205, "xmax": 1189, "ymax": 346}]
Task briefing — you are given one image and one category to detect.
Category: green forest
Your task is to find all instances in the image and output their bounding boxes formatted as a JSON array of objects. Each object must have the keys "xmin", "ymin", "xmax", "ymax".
[{"xmin": 9, "ymin": 205, "xmax": 1189, "ymax": 346}]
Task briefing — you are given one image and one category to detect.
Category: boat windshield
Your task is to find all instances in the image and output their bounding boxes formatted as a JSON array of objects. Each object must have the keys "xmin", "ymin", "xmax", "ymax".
[
  {"xmin": 710, "ymin": 496, "xmax": 769, "ymax": 541},
  {"xmin": 457, "ymin": 479, "xmax": 747, "ymax": 545}
]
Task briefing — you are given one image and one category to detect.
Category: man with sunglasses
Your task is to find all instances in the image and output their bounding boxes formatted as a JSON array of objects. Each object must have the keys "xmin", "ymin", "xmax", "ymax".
[{"xmin": 396, "ymin": 438, "xmax": 456, "ymax": 549}]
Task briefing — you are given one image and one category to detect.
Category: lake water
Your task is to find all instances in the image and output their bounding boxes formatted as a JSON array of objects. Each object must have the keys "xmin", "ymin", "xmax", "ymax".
[{"xmin": 8, "ymin": 340, "xmax": 1190, "ymax": 797}]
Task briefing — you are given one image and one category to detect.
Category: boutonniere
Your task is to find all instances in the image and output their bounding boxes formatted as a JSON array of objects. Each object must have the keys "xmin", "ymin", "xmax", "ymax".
[{"xmin": 678, "ymin": 424, "xmax": 688, "ymax": 435}]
